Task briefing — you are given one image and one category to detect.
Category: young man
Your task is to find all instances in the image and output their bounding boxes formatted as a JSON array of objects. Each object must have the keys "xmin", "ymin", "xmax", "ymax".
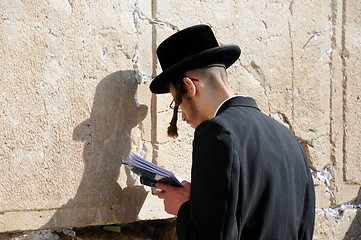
[{"xmin": 150, "ymin": 24, "xmax": 315, "ymax": 240}]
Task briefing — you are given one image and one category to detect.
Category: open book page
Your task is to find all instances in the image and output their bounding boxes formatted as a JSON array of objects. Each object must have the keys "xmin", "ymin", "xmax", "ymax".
[{"xmin": 123, "ymin": 153, "xmax": 184, "ymax": 187}]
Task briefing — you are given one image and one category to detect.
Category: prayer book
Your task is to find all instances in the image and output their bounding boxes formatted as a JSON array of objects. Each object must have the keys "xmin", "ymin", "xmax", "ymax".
[{"xmin": 123, "ymin": 153, "xmax": 184, "ymax": 188}]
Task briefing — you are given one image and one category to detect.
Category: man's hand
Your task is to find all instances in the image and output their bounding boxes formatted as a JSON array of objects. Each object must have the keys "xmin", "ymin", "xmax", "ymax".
[{"xmin": 157, "ymin": 181, "xmax": 191, "ymax": 216}]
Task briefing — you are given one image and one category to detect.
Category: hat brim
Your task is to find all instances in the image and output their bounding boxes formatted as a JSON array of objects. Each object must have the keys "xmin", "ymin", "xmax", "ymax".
[{"xmin": 150, "ymin": 44, "xmax": 241, "ymax": 94}]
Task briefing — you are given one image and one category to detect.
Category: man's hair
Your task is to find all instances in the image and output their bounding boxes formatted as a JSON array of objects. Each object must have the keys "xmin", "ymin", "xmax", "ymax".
[{"xmin": 167, "ymin": 74, "xmax": 186, "ymax": 138}]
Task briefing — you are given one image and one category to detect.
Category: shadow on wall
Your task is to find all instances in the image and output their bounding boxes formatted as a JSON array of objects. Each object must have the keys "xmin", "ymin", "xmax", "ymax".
[
  {"xmin": 343, "ymin": 186, "xmax": 361, "ymax": 240},
  {"xmin": 42, "ymin": 70, "xmax": 149, "ymax": 229}
]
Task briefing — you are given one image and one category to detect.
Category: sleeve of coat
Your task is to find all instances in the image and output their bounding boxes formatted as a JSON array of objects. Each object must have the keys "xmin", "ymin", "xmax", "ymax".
[{"xmin": 177, "ymin": 120, "xmax": 238, "ymax": 240}]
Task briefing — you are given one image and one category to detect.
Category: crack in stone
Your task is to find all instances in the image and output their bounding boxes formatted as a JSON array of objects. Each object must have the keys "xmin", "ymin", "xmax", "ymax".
[
  {"xmin": 129, "ymin": 0, "xmax": 152, "ymax": 161},
  {"xmin": 131, "ymin": 0, "xmax": 143, "ymax": 84},
  {"xmin": 133, "ymin": 1, "xmax": 178, "ymax": 31},
  {"xmin": 131, "ymin": 0, "xmax": 178, "ymax": 85},
  {"xmin": 130, "ymin": 0, "xmax": 180, "ymax": 164},
  {"xmin": 131, "ymin": 0, "xmax": 178, "ymax": 164},
  {"xmin": 150, "ymin": 0, "xmax": 159, "ymax": 164},
  {"xmin": 328, "ymin": 0, "xmax": 338, "ymax": 207},
  {"xmin": 341, "ymin": 0, "xmax": 348, "ymax": 184},
  {"xmin": 250, "ymin": 61, "xmax": 266, "ymax": 85},
  {"xmin": 272, "ymin": 111, "xmax": 316, "ymax": 172},
  {"xmin": 312, "ymin": 165, "xmax": 336, "ymax": 202},
  {"xmin": 67, "ymin": 0, "xmax": 73, "ymax": 14},
  {"xmin": 239, "ymin": 63, "xmax": 271, "ymax": 113},
  {"xmin": 303, "ymin": 32, "xmax": 321, "ymax": 49},
  {"xmin": 316, "ymin": 203, "xmax": 361, "ymax": 219},
  {"xmin": 289, "ymin": 0, "xmax": 294, "ymax": 16},
  {"xmin": 137, "ymin": 11, "xmax": 178, "ymax": 31},
  {"xmin": 287, "ymin": 19, "xmax": 295, "ymax": 124}
]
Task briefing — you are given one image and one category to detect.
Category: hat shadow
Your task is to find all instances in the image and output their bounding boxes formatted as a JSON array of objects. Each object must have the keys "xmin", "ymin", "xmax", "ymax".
[{"xmin": 42, "ymin": 70, "xmax": 148, "ymax": 229}]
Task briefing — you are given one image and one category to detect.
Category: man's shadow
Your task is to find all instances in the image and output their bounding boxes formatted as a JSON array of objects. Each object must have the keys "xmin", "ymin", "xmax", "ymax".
[{"xmin": 42, "ymin": 70, "xmax": 148, "ymax": 229}]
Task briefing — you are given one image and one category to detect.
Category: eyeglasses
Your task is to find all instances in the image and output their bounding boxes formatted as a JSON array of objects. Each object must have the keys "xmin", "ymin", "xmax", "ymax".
[
  {"xmin": 169, "ymin": 76, "xmax": 199, "ymax": 110},
  {"xmin": 169, "ymin": 99, "xmax": 174, "ymax": 109}
]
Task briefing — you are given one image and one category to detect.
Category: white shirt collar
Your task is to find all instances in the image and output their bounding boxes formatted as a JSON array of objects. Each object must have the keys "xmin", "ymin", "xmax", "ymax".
[{"xmin": 214, "ymin": 95, "xmax": 244, "ymax": 117}]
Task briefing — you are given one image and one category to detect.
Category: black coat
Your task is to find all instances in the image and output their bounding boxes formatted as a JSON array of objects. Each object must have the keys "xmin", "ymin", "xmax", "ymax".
[{"xmin": 177, "ymin": 96, "xmax": 315, "ymax": 240}]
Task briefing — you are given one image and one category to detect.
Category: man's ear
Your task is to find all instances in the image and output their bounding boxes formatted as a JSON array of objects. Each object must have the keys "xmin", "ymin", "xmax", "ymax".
[{"xmin": 183, "ymin": 77, "xmax": 197, "ymax": 97}]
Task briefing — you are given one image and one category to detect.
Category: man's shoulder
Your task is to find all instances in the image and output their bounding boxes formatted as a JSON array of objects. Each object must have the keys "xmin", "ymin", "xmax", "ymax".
[{"xmin": 195, "ymin": 118, "xmax": 229, "ymax": 137}]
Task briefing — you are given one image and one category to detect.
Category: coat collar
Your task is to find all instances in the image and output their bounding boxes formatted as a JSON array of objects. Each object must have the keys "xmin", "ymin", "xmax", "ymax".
[{"xmin": 215, "ymin": 96, "xmax": 260, "ymax": 116}]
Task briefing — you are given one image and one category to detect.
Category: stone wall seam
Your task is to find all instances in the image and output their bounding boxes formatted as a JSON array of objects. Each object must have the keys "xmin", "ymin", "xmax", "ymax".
[
  {"xmin": 151, "ymin": 0, "xmax": 159, "ymax": 165},
  {"xmin": 341, "ymin": 0, "xmax": 349, "ymax": 184},
  {"xmin": 328, "ymin": 0, "xmax": 337, "ymax": 168},
  {"xmin": 328, "ymin": 0, "xmax": 339, "ymax": 207},
  {"xmin": 132, "ymin": 0, "xmax": 151, "ymax": 84},
  {"xmin": 287, "ymin": 19, "xmax": 295, "ymax": 124}
]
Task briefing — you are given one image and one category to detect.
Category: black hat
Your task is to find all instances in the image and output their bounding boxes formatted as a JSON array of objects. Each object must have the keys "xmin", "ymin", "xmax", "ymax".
[{"xmin": 150, "ymin": 24, "xmax": 241, "ymax": 94}]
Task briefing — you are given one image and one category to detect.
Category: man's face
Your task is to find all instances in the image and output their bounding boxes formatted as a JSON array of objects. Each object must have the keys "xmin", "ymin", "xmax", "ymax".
[{"xmin": 169, "ymin": 83, "xmax": 199, "ymax": 129}]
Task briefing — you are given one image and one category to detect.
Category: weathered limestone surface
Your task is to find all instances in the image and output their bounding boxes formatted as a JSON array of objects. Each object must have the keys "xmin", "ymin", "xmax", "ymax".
[
  {"xmin": 0, "ymin": 0, "xmax": 360, "ymax": 238},
  {"xmin": 314, "ymin": 208, "xmax": 361, "ymax": 240},
  {"xmin": 0, "ymin": 0, "xmax": 172, "ymax": 233}
]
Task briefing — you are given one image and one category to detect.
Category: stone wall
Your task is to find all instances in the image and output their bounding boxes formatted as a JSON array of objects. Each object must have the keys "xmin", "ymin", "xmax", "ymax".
[{"xmin": 0, "ymin": 0, "xmax": 360, "ymax": 239}]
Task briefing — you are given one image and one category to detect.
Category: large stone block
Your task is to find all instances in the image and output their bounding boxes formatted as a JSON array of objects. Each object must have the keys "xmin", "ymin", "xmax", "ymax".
[
  {"xmin": 0, "ymin": 0, "xmax": 171, "ymax": 233},
  {"xmin": 343, "ymin": 0, "xmax": 361, "ymax": 184}
]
